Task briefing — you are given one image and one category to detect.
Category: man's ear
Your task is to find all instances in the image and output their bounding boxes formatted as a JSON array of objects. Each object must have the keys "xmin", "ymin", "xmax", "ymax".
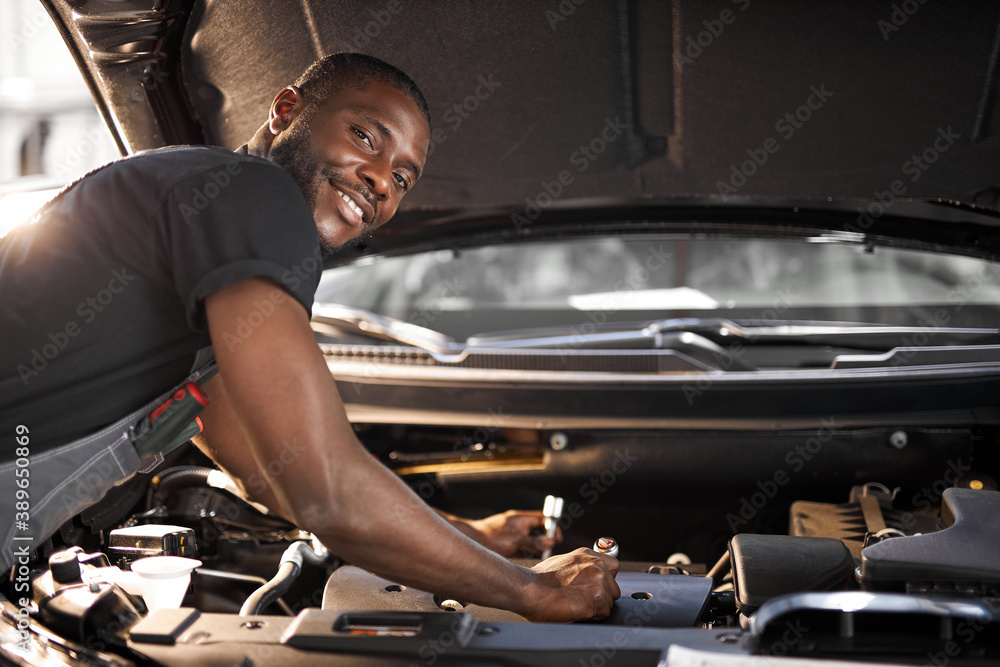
[{"xmin": 268, "ymin": 86, "xmax": 306, "ymax": 135}]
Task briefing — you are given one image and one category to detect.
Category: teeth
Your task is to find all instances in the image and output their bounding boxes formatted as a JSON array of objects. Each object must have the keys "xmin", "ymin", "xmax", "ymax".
[{"xmin": 336, "ymin": 189, "xmax": 363, "ymax": 220}]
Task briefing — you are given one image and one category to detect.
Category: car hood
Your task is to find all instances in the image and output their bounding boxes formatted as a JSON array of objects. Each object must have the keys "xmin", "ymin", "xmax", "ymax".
[{"xmin": 42, "ymin": 0, "xmax": 1000, "ymax": 248}]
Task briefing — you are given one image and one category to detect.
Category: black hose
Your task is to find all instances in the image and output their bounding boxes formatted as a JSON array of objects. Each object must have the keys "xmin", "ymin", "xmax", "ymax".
[
  {"xmin": 146, "ymin": 466, "xmax": 215, "ymax": 509},
  {"xmin": 196, "ymin": 569, "xmax": 295, "ymax": 616},
  {"xmin": 239, "ymin": 540, "xmax": 329, "ymax": 616},
  {"xmin": 239, "ymin": 562, "xmax": 300, "ymax": 616}
]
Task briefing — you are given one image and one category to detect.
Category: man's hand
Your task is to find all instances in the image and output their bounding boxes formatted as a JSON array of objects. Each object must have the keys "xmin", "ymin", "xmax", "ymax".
[
  {"xmin": 520, "ymin": 548, "xmax": 621, "ymax": 623},
  {"xmin": 460, "ymin": 510, "xmax": 563, "ymax": 558}
]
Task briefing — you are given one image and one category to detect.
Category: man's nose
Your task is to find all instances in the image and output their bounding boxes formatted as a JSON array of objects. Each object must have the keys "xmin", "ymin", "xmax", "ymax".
[{"xmin": 358, "ymin": 159, "xmax": 391, "ymax": 198}]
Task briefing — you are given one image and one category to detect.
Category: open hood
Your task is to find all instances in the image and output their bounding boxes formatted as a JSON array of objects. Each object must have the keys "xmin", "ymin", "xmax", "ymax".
[
  {"xmin": 11, "ymin": 6, "xmax": 1000, "ymax": 665},
  {"xmin": 42, "ymin": 1, "xmax": 1000, "ymax": 235}
]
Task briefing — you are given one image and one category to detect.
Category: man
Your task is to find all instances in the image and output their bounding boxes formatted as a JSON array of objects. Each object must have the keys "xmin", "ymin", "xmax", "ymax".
[{"xmin": 0, "ymin": 53, "xmax": 619, "ymax": 622}]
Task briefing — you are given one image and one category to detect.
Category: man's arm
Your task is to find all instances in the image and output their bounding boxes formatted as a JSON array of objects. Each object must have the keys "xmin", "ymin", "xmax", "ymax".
[
  {"xmin": 193, "ymin": 379, "xmax": 561, "ymax": 558},
  {"xmin": 190, "ymin": 373, "xmax": 290, "ymax": 520},
  {"xmin": 201, "ymin": 277, "xmax": 619, "ymax": 622}
]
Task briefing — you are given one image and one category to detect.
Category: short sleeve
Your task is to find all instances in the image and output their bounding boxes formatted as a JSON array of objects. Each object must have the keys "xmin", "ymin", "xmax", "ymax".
[{"xmin": 161, "ymin": 157, "xmax": 323, "ymax": 331}]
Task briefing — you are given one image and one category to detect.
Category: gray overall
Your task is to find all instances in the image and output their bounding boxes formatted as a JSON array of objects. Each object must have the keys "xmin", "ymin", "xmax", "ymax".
[{"xmin": 1, "ymin": 350, "xmax": 217, "ymax": 571}]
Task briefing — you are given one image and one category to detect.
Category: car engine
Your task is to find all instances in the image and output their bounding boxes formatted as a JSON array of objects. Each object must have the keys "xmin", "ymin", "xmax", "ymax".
[{"xmin": 5, "ymin": 423, "xmax": 1000, "ymax": 666}]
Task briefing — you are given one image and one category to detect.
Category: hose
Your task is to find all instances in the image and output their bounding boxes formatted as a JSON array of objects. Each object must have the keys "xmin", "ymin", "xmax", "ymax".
[
  {"xmin": 239, "ymin": 540, "xmax": 328, "ymax": 616},
  {"xmin": 239, "ymin": 562, "xmax": 298, "ymax": 617},
  {"xmin": 146, "ymin": 466, "xmax": 215, "ymax": 509},
  {"xmin": 706, "ymin": 550, "xmax": 731, "ymax": 588},
  {"xmin": 196, "ymin": 569, "xmax": 295, "ymax": 616}
]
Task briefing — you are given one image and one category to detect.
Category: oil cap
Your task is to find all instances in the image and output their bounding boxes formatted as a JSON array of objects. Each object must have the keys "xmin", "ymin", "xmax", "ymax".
[{"xmin": 49, "ymin": 550, "xmax": 82, "ymax": 584}]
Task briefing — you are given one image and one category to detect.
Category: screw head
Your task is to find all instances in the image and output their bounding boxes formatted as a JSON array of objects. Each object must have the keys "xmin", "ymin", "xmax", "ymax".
[
  {"xmin": 550, "ymin": 432, "xmax": 569, "ymax": 451},
  {"xmin": 889, "ymin": 431, "xmax": 908, "ymax": 449}
]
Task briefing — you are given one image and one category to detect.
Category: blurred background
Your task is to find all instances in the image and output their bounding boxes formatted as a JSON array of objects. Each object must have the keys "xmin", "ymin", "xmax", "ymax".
[{"xmin": 0, "ymin": 0, "xmax": 118, "ymax": 237}]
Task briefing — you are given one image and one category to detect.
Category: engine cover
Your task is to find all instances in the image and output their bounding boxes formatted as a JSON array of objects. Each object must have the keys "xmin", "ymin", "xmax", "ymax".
[
  {"xmin": 322, "ymin": 565, "xmax": 713, "ymax": 627},
  {"xmin": 860, "ymin": 488, "xmax": 1000, "ymax": 591}
]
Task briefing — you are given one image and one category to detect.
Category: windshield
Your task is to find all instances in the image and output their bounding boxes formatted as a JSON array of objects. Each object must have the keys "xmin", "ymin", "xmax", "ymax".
[{"xmin": 316, "ymin": 236, "xmax": 1000, "ymax": 340}]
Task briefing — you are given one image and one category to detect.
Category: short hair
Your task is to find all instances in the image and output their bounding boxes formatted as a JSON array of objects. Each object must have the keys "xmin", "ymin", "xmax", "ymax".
[{"xmin": 293, "ymin": 53, "xmax": 430, "ymax": 125}]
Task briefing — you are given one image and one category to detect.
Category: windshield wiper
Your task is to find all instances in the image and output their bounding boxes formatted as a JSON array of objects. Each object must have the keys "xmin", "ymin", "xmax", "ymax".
[
  {"xmin": 312, "ymin": 307, "xmax": 753, "ymax": 367},
  {"xmin": 707, "ymin": 320, "xmax": 998, "ymax": 350},
  {"xmin": 312, "ymin": 306, "xmax": 999, "ymax": 367},
  {"xmin": 468, "ymin": 318, "xmax": 1000, "ymax": 352}
]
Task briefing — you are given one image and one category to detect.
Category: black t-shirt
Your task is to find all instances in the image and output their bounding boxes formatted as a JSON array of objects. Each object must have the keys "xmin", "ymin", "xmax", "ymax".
[{"xmin": 0, "ymin": 146, "xmax": 322, "ymax": 460}]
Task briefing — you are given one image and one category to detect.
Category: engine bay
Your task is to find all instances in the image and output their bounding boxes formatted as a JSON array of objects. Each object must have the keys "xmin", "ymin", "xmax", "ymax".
[{"xmin": 4, "ymin": 423, "xmax": 1000, "ymax": 666}]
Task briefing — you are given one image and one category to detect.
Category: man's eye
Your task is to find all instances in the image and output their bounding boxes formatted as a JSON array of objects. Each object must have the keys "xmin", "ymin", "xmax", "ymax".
[
  {"xmin": 353, "ymin": 127, "xmax": 372, "ymax": 148},
  {"xmin": 394, "ymin": 173, "xmax": 409, "ymax": 191}
]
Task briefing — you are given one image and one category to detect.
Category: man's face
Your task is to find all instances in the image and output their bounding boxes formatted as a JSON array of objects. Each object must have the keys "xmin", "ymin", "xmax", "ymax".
[{"xmin": 268, "ymin": 80, "xmax": 430, "ymax": 253}]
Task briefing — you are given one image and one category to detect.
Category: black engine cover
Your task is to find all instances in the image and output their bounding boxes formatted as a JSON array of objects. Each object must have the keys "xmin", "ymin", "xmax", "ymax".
[{"xmin": 322, "ymin": 565, "xmax": 713, "ymax": 627}]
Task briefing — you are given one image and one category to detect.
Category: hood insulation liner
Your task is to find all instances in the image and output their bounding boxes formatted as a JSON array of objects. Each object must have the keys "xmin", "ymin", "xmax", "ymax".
[{"xmin": 183, "ymin": 0, "xmax": 1000, "ymax": 213}]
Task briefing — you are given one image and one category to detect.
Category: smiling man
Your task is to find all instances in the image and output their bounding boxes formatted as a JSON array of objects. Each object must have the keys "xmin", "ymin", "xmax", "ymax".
[
  {"xmin": 0, "ymin": 53, "xmax": 619, "ymax": 622},
  {"xmin": 245, "ymin": 56, "xmax": 428, "ymax": 251}
]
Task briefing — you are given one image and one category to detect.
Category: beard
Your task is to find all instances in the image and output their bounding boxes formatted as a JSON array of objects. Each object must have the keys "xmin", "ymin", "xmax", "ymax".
[{"xmin": 268, "ymin": 119, "xmax": 377, "ymax": 256}]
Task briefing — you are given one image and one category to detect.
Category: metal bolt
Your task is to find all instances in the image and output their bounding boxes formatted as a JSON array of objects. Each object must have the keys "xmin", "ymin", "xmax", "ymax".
[
  {"xmin": 550, "ymin": 432, "xmax": 569, "ymax": 451},
  {"xmin": 667, "ymin": 552, "xmax": 692, "ymax": 565},
  {"xmin": 593, "ymin": 536, "xmax": 619, "ymax": 558},
  {"xmin": 889, "ymin": 431, "xmax": 908, "ymax": 449},
  {"xmin": 439, "ymin": 599, "xmax": 465, "ymax": 612}
]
